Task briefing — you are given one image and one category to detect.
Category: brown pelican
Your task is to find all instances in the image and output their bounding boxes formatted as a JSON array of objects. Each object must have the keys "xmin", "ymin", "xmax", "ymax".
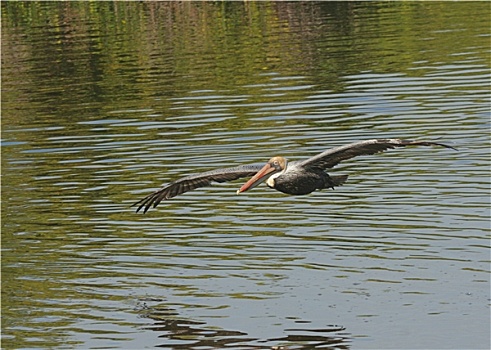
[{"xmin": 132, "ymin": 139, "xmax": 456, "ymax": 213}]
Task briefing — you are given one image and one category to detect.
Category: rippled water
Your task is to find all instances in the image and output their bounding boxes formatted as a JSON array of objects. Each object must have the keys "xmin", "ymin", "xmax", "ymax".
[{"xmin": 2, "ymin": 2, "xmax": 490, "ymax": 349}]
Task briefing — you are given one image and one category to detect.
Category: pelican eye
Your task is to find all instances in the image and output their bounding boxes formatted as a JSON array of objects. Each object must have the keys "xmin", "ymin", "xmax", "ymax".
[{"xmin": 271, "ymin": 160, "xmax": 282, "ymax": 169}]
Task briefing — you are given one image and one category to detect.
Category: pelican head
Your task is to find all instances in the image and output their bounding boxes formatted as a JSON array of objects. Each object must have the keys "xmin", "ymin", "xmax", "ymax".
[{"xmin": 237, "ymin": 156, "xmax": 287, "ymax": 194}]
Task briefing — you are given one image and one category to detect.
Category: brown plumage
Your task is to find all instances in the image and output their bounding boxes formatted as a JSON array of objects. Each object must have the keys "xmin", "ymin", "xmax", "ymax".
[{"xmin": 132, "ymin": 138, "xmax": 456, "ymax": 213}]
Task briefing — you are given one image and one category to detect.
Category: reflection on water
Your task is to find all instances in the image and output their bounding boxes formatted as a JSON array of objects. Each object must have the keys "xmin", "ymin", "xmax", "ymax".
[
  {"xmin": 140, "ymin": 301, "xmax": 350, "ymax": 349},
  {"xmin": 2, "ymin": 1, "xmax": 490, "ymax": 349}
]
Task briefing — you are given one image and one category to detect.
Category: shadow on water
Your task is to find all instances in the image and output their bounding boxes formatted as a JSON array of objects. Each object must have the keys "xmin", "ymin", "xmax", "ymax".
[{"xmin": 139, "ymin": 300, "xmax": 351, "ymax": 349}]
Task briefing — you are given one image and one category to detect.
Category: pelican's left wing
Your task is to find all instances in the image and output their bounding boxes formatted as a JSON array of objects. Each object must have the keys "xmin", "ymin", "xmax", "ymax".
[
  {"xmin": 298, "ymin": 139, "xmax": 456, "ymax": 170},
  {"xmin": 132, "ymin": 164, "xmax": 262, "ymax": 213}
]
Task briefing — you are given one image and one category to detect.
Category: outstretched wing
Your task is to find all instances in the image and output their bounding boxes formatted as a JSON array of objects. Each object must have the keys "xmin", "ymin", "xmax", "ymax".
[
  {"xmin": 132, "ymin": 164, "xmax": 263, "ymax": 213},
  {"xmin": 297, "ymin": 139, "xmax": 457, "ymax": 170}
]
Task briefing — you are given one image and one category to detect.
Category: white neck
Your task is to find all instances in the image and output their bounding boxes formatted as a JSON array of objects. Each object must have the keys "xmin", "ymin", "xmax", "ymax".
[{"xmin": 266, "ymin": 161, "xmax": 288, "ymax": 188}]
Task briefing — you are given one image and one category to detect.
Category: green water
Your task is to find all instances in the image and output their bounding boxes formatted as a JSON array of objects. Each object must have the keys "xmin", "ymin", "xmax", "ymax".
[{"xmin": 2, "ymin": 2, "xmax": 490, "ymax": 349}]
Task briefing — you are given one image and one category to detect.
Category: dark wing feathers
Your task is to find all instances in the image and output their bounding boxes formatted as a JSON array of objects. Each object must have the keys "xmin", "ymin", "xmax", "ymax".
[
  {"xmin": 298, "ymin": 139, "xmax": 457, "ymax": 170},
  {"xmin": 133, "ymin": 139, "xmax": 456, "ymax": 213},
  {"xmin": 132, "ymin": 165, "xmax": 262, "ymax": 213}
]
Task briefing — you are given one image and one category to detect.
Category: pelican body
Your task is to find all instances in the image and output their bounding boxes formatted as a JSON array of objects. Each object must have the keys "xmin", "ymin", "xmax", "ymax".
[
  {"xmin": 236, "ymin": 156, "xmax": 348, "ymax": 195},
  {"xmin": 132, "ymin": 138, "xmax": 456, "ymax": 213}
]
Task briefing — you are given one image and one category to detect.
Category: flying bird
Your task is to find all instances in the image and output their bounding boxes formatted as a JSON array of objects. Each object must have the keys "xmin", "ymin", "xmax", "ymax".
[{"xmin": 132, "ymin": 138, "xmax": 456, "ymax": 213}]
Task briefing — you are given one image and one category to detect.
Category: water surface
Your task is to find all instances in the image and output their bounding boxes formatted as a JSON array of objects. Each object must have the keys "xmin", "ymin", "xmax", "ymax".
[{"xmin": 2, "ymin": 2, "xmax": 490, "ymax": 349}]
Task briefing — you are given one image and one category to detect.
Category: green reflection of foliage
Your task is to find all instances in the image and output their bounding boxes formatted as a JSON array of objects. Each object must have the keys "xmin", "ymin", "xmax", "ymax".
[{"xmin": 3, "ymin": 1, "xmax": 489, "ymax": 126}]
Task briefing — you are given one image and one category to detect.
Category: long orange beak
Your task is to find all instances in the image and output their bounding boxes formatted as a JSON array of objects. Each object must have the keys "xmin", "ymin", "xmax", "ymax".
[{"xmin": 237, "ymin": 163, "xmax": 279, "ymax": 194}]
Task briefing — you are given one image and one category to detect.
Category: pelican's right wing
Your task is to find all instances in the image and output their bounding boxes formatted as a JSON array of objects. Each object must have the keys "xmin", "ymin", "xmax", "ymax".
[{"xmin": 132, "ymin": 164, "xmax": 263, "ymax": 213}]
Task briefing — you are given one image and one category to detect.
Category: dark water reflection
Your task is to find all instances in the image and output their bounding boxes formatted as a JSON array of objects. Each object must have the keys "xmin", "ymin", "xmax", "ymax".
[
  {"xmin": 2, "ymin": 2, "xmax": 490, "ymax": 349},
  {"xmin": 141, "ymin": 302, "xmax": 349, "ymax": 349}
]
